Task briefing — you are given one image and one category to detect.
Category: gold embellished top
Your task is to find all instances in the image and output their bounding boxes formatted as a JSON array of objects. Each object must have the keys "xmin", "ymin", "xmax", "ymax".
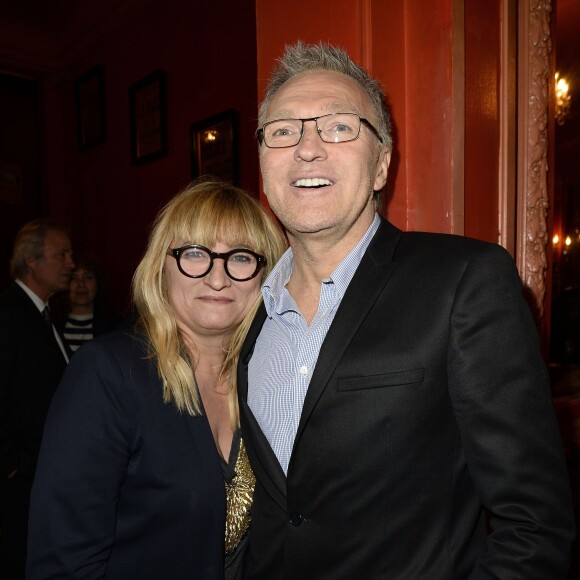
[{"xmin": 223, "ymin": 431, "xmax": 255, "ymax": 554}]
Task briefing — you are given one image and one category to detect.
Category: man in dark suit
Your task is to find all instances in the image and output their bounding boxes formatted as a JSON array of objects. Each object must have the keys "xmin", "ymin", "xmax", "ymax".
[
  {"xmin": 238, "ymin": 41, "xmax": 576, "ymax": 579},
  {"xmin": 0, "ymin": 218, "xmax": 74, "ymax": 579}
]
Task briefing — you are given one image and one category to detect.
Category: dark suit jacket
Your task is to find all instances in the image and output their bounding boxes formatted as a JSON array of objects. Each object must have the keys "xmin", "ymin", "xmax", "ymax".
[
  {"xmin": 0, "ymin": 282, "xmax": 68, "ymax": 481},
  {"xmin": 26, "ymin": 330, "xmax": 226, "ymax": 580},
  {"xmin": 238, "ymin": 219, "xmax": 575, "ymax": 579}
]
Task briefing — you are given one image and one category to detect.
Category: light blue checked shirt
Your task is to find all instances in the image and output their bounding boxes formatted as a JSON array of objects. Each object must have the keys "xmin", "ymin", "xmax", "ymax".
[{"xmin": 247, "ymin": 214, "xmax": 380, "ymax": 474}]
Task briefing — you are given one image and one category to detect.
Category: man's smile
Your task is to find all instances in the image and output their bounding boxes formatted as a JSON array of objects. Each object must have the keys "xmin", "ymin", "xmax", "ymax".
[{"xmin": 293, "ymin": 177, "xmax": 332, "ymax": 187}]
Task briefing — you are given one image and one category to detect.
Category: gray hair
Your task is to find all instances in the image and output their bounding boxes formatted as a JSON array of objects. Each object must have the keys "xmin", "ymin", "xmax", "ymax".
[
  {"xmin": 258, "ymin": 41, "xmax": 393, "ymax": 149},
  {"xmin": 10, "ymin": 218, "xmax": 67, "ymax": 279}
]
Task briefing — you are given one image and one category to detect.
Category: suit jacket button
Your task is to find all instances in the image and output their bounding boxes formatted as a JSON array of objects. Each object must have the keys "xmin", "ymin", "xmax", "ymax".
[{"xmin": 289, "ymin": 513, "xmax": 303, "ymax": 526}]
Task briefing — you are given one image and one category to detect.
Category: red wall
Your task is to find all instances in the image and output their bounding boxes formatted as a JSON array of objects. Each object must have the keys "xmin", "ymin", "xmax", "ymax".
[
  {"xmin": 464, "ymin": 0, "xmax": 501, "ymax": 243},
  {"xmin": 373, "ymin": 0, "xmax": 457, "ymax": 233}
]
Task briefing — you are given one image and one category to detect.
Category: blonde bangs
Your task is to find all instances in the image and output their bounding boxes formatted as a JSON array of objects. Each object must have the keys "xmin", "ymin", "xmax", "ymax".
[{"xmin": 167, "ymin": 188, "xmax": 271, "ymax": 252}]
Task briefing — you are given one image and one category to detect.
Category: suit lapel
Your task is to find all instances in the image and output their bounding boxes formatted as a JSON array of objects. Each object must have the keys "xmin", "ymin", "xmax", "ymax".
[
  {"xmin": 54, "ymin": 324, "xmax": 73, "ymax": 360},
  {"xmin": 239, "ymin": 304, "xmax": 287, "ymax": 504},
  {"xmin": 237, "ymin": 303, "xmax": 266, "ymax": 402},
  {"xmin": 292, "ymin": 219, "xmax": 402, "ymax": 454}
]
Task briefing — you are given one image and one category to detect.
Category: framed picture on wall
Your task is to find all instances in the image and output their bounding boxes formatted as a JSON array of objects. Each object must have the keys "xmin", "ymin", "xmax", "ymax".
[
  {"xmin": 129, "ymin": 69, "xmax": 168, "ymax": 165},
  {"xmin": 190, "ymin": 109, "xmax": 238, "ymax": 184},
  {"xmin": 75, "ymin": 65, "xmax": 106, "ymax": 150}
]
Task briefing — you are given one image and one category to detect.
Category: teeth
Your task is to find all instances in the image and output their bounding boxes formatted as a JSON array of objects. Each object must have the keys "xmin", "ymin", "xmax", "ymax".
[{"xmin": 294, "ymin": 178, "xmax": 331, "ymax": 187}]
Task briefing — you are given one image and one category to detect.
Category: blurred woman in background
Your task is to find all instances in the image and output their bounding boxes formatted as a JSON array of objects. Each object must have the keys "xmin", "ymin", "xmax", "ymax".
[{"xmin": 55, "ymin": 254, "xmax": 122, "ymax": 354}]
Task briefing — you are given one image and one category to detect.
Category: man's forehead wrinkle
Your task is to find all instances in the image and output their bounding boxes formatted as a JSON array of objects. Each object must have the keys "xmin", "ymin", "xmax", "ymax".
[{"xmin": 268, "ymin": 102, "xmax": 360, "ymax": 120}]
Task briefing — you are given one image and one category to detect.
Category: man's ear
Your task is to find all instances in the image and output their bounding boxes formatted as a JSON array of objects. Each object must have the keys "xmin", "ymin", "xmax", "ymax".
[
  {"xmin": 25, "ymin": 254, "xmax": 38, "ymax": 272},
  {"xmin": 373, "ymin": 147, "xmax": 391, "ymax": 191}
]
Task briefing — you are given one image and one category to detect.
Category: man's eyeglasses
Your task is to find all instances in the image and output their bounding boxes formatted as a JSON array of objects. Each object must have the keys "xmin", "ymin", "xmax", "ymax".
[
  {"xmin": 256, "ymin": 113, "xmax": 384, "ymax": 148},
  {"xmin": 167, "ymin": 245, "xmax": 266, "ymax": 282}
]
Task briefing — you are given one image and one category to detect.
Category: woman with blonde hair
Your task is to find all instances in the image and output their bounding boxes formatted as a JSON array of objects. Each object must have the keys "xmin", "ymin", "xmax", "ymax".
[{"xmin": 26, "ymin": 178, "xmax": 286, "ymax": 580}]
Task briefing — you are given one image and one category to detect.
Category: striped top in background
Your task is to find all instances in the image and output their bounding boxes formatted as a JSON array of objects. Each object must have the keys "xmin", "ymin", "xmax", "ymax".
[{"xmin": 63, "ymin": 314, "xmax": 94, "ymax": 352}]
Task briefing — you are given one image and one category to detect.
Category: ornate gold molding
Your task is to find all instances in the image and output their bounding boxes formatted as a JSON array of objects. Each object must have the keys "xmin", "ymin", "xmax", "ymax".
[{"xmin": 517, "ymin": 0, "xmax": 552, "ymax": 319}]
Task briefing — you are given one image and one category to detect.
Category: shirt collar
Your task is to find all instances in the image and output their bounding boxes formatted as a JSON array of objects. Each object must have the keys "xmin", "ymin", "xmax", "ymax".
[
  {"xmin": 329, "ymin": 213, "xmax": 380, "ymax": 297},
  {"xmin": 262, "ymin": 247, "xmax": 294, "ymax": 316},
  {"xmin": 261, "ymin": 213, "xmax": 381, "ymax": 317}
]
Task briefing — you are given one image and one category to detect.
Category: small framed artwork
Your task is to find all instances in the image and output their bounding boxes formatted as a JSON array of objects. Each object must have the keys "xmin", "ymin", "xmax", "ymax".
[
  {"xmin": 129, "ymin": 69, "xmax": 168, "ymax": 165},
  {"xmin": 190, "ymin": 109, "xmax": 238, "ymax": 184},
  {"xmin": 75, "ymin": 65, "xmax": 106, "ymax": 150}
]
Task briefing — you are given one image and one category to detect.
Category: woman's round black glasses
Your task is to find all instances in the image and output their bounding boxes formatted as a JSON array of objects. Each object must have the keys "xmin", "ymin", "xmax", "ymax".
[{"xmin": 167, "ymin": 245, "xmax": 266, "ymax": 282}]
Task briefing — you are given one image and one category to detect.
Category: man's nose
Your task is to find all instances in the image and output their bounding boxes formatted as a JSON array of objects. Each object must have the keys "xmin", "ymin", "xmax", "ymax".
[
  {"xmin": 301, "ymin": 120, "xmax": 321, "ymax": 142},
  {"xmin": 294, "ymin": 120, "xmax": 326, "ymax": 160}
]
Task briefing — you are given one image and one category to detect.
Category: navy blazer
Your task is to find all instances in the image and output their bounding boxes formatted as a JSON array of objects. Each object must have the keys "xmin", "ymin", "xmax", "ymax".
[
  {"xmin": 238, "ymin": 218, "xmax": 575, "ymax": 579},
  {"xmin": 0, "ymin": 282, "xmax": 68, "ymax": 480},
  {"xmin": 26, "ymin": 330, "xmax": 226, "ymax": 579}
]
